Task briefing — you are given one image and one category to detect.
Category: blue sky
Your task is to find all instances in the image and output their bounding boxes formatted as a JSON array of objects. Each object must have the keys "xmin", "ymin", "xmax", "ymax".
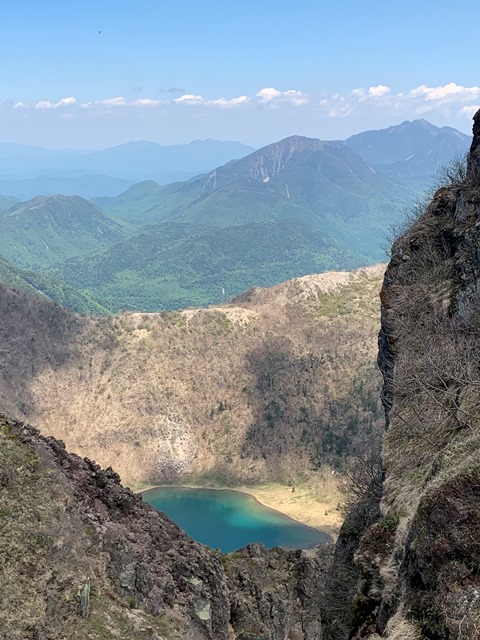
[{"xmin": 1, "ymin": 0, "xmax": 479, "ymax": 148}]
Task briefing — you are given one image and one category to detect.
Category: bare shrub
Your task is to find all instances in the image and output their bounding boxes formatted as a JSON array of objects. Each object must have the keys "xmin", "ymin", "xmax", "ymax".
[{"xmin": 433, "ymin": 153, "xmax": 468, "ymax": 191}]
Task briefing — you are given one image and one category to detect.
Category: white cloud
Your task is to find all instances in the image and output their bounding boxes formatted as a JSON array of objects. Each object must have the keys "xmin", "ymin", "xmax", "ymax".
[
  {"xmin": 368, "ymin": 85, "xmax": 391, "ymax": 98},
  {"xmin": 350, "ymin": 88, "xmax": 367, "ymax": 102},
  {"xmin": 256, "ymin": 87, "xmax": 282, "ymax": 103},
  {"xmin": 35, "ymin": 100, "xmax": 55, "ymax": 109},
  {"xmin": 35, "ymin": 96, "xmax": 77, "ymax": 110},
  {"xmin": 132, "ymin": 98, "xmax": 161, "ymax": 107},
  {"xmin": 283, "ymin": 89, "xmax": 309, "ymax": 106},
  {"xmin": 256, "ymin": 87, "xmax": 308, "ymax": 106},
  {"xmin": 98, "ymin": 97, "xmax": 127, "ymax": 107},
  {"xmin": 174, "ymin": 94, "xmax": 251, "ymax": 108},
  {"xmin": 318, "ymin": 82, "xmax": 480, "ymax": 120},
  {"xmin": 173, "ymin": 94, "xmax": 204, "ymax": 105},
  {"xmin": 206, "ymin": 95, "xmax": 250, "ymax": 108},
  {"xmin": 56, "ymin": 96, "xmax": 77, "ymax": 107},
  {"xmin": 408, "ymin": 82, "xmax": 480, "ymax": 102},
  {"xmin": 8, "ymin": 82, "xmax": 480, "ymax": 125},
  {"xmin": 80, "ymin": 97, "xmax": 127, "ymax": 109},
  {"xmin": 80, "ymin": 97, "xmax": 163, "ymax": 110},
  {"xmin": 459, "ymin": 105, "xmax": 480, "ymax": 118}
]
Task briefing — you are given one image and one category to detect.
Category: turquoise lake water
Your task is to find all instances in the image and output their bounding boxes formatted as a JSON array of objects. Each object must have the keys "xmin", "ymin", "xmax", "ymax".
[{"xmin": 142, "ymin": 486, "xmax": 328, "ymax": 553}]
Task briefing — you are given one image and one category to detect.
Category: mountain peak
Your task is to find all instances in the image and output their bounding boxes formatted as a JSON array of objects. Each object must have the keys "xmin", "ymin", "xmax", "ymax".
[
  {"xmin": 5, "ymin": 193, "xmax": 94, "ymax": 216},
  {"xmin": 202, "ymin": 135, "xmax": 351, "ymax": 186},
  {"xmin": 346, "ymin": 118, "xmax": 470, "ymax": 172},
  {"xmin": 0, "ymin": 193, "xmax": 129, "ymax": 270}
]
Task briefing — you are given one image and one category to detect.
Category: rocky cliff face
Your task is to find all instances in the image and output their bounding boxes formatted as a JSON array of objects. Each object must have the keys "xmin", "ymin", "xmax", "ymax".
[
  {"xmin": 324, "ymin": 112, "xmax": 480, "ymax": 639},
  {"xmin": 0, "ymin": 414, "xmax": 330, "ymax": 640}
]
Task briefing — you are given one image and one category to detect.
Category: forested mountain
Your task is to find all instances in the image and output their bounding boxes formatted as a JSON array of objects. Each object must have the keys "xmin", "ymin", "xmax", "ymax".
[
  {"xmin": 0, "ymin": 120, "xmax": 471, "ymax": 315},
  {"xmin": 95, "ymin": 135, "xmax": 413, "ymax": 258},
  {"xmin": 49, "ymin": 220, "xmax": 368, "ymax": 311},
  {"xmin": 0, "ymin": 194, "xmax": 133, "ymax": 270},
  {"xmin": 0, "ymin": 254, "xmax": 108, "ymax": 314}
]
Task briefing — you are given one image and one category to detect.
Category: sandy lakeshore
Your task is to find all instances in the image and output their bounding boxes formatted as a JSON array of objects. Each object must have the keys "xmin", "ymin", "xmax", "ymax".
[{"xmin": 232, "ymin": 482, "xmax": 343, "ymax": 539}]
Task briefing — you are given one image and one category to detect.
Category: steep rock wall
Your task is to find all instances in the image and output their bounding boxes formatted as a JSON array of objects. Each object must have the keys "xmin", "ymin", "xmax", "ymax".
[{"xmin": 330, "ymin": 112, "xmax": 480, "ymax": 639}]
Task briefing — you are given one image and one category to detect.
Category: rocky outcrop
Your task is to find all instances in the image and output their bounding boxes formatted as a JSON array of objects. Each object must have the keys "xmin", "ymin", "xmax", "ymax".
[
  {"xmin": 0, "ymin": 414, "xmax": 328, "ymax": 639},
  {"xmin": 327, "ymin": 111, "xmax": 480, "ymax": 638}
]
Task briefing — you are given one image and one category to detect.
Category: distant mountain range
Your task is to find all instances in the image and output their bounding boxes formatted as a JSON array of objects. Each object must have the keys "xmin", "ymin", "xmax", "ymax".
[
  {"xmin": 0, "ymin": 139, "xmax": 255, "ymax": 199},
  {"xmin": 94, "ymin": 135, "xmax": 413, "ymax": 258},
  {"xmin": 345, "ymin": 118, "xmax": 470, "ymax": 187},
  {"xmin": 0, "ymin": 119, "xmax": 472, "ymax": 313},
  {"xmin": 0, "ymin": 120, "xmax": 468, "ymax": 201}
]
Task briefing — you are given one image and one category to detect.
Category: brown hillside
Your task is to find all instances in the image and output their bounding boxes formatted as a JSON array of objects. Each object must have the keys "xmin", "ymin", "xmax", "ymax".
[{"xmin": 0, "ymin": 265, "xmax": 384, "ymax": 489}]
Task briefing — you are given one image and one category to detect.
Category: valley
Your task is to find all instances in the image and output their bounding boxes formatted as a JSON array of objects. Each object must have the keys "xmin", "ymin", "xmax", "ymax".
[
  {"xmin": 1, "ymin": 114, "xmax": 478, "ymax": 640},
  {"xmin": 0, "ymin": 119, "xmax": 467, "ymax": 314}
]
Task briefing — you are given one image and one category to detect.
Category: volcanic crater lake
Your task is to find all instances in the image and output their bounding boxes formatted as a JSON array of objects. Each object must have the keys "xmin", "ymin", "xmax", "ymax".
[{"xmin": 142, "ymin": 486, "xmax": 328, "ymax": 553}]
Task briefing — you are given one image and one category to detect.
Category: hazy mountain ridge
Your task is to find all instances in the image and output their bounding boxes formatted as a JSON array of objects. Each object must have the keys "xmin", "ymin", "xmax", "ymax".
[
  {"xmin": 199, "ymin": 136, "xmax": 378, "ymax": 188},
  {"xmin": 0, "ymin": 173, "xmax": 134, "ymax": 200},
  {"xmin": 346, "ymin": 118, "xmax": 470, "ymax": 187},
  {"xmin": 93, "ymin": 135, "xmax": 414, "ymax": 263},
  {"xmin": 0, "ymin": 119, "xmax": 468, "ymax": 201},
  {"xmin": 0, "ymin": 119, "xmax": 470, "ymax": 316},
  {"xmin": 0, "ymin": 139, "xmax": 256, "ymax": 199}
]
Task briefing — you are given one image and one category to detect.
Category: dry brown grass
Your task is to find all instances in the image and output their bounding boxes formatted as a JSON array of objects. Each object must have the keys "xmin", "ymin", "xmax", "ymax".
[
  {"xmin": 2, "ymin": 267, "xmax": 385, "ymax": 500},
  {"xmin": 384, "ymin": 611, "xmax": 422, "ymax": 640}
]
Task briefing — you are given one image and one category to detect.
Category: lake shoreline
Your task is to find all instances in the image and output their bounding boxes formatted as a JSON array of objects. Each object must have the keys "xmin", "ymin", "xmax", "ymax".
[{"xmin": 139, "ymin": 480, "xmax": 342, "ymax": 541}]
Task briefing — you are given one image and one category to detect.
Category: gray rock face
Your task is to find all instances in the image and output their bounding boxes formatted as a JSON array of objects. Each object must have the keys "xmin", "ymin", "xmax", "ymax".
[{"xmin": 1, "ymin": 414, "xmax": 329, "ymax": 639}]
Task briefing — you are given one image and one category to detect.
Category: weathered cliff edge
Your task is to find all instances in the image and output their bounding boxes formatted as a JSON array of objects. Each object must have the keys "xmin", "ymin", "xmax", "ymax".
[
  {"xmin": 324, "ymin": 113, "xmax": 480, "ymax": 639},
  {"xmin": 0, "ymin": 414, "xmax": 329, "ymax": 639}
]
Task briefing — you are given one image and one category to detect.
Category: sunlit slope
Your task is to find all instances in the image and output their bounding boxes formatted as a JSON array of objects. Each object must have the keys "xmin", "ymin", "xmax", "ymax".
[{"xmin": 0, "ymin": 265, "xmax": 384, "ymax": 487}]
